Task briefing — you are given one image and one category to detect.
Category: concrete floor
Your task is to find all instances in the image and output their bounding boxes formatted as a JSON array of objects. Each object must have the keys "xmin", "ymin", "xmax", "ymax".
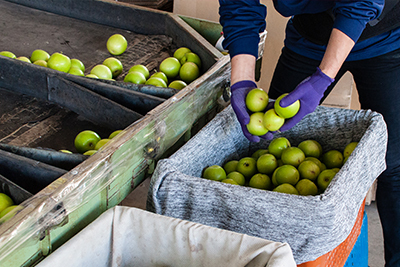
[{"xmin": 365, "ymin": 201, "xmax": 385, "ymax": 267}]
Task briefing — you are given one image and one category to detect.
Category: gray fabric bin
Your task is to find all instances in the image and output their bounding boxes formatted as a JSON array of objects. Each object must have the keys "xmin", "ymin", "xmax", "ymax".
[
  {"xmin": 147, "ymin": 105, "xmax": 387, "ymax": 264},
  {"xmin": 36, "ymin": 206, "xmax": 296, "ymax": 267}
]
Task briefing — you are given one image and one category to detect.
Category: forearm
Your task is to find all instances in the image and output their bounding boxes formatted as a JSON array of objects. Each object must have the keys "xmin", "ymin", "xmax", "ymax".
[
  {"xmin": 319, "ymin": 28, "xmax": 355, "ymax": 79},
  {"xmin": 319, "ymin": 0, "xmax": 383, "ymax": 78},
  {"xmin": 230, "ymin": 54, "xmax": 256, "ymax": 85}
]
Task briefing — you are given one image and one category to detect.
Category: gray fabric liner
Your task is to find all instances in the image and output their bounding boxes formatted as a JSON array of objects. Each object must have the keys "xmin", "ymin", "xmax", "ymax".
[{"xmin": 147, "ymin": 105, "xmax": 387, "ymax": 264}]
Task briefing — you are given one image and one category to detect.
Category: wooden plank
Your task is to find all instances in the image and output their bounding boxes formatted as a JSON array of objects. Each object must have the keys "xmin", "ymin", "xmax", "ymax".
[{"xmin": 5, "ymin": 109, "xmax": 68, "ymax": 147}]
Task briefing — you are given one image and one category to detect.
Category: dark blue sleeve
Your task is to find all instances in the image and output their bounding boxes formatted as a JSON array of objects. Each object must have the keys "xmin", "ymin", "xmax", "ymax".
[
  {"xmin": 333, "ymin": 0, "xmax": 384, "ymax": 42},
  {"xmin": 219, "ymin": 0, "xmax": 267, "ymax": 58}
]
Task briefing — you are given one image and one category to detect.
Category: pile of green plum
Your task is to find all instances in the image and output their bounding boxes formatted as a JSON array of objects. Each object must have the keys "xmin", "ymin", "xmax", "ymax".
[{"xmin": 201, "ymin": 137, "xmax": 358, "ymax": 196}]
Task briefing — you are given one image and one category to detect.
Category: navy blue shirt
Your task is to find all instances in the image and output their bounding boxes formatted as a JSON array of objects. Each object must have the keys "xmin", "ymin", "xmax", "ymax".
[{"xmin": 219, "ymin": 0, "xmax": 400, "ymax": 61}]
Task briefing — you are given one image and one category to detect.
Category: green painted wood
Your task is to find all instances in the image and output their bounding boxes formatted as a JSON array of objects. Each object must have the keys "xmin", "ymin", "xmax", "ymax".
[{"xmin": 0, "ymin": 1, "xmax": 230, "ymax": 264}]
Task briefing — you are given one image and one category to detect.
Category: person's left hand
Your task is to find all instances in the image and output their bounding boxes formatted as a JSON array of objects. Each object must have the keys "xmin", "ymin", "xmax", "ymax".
[{"xmin": 278, "ymin": 67, "xmax": 334, "ymax": 131}]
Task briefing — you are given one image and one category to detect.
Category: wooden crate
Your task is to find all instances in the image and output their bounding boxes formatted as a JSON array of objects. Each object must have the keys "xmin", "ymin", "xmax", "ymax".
[{"xmin": 0, "ymin": 0, "xmax": 229, "ymax": 266}]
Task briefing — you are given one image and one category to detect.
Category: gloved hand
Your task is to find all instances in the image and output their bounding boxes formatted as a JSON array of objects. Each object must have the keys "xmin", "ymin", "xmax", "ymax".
[
  {"xmin": 279, "ymin": 68, "xmax": 334, "ymax": 131},
  {"xmin": 230, "ymin": 80, "xmax": 274, "ymax": 142}
]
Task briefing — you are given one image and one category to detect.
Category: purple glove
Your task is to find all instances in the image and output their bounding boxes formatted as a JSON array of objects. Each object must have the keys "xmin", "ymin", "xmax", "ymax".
[
  {"xmin": 230, "ymin": 80, "xmax": 274, "ymax": 142},
  {"xmin": 279, "ymin": 68, "xmax": 334, "ymax": 131}
]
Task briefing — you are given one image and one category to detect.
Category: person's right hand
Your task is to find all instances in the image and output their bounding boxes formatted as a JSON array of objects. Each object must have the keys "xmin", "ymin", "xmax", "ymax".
[
  {"xmin": 278, "ymin": 68, "xmax": 334, "ymax": 131},
  {"xmin": 230, "ymin": 80, "xmax": 274, "ymax": 142}
]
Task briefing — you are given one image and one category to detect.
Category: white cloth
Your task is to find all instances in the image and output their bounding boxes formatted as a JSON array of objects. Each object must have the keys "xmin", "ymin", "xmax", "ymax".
[{"xmin": 37, "ymin": 206, "xmax": 296, "ymax": 267}]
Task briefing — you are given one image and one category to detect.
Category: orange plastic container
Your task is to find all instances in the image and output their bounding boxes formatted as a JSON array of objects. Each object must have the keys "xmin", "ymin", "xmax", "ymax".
[{"xmin": 298, "ymin": 198, "xmax": 366, "ymax": 267}]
